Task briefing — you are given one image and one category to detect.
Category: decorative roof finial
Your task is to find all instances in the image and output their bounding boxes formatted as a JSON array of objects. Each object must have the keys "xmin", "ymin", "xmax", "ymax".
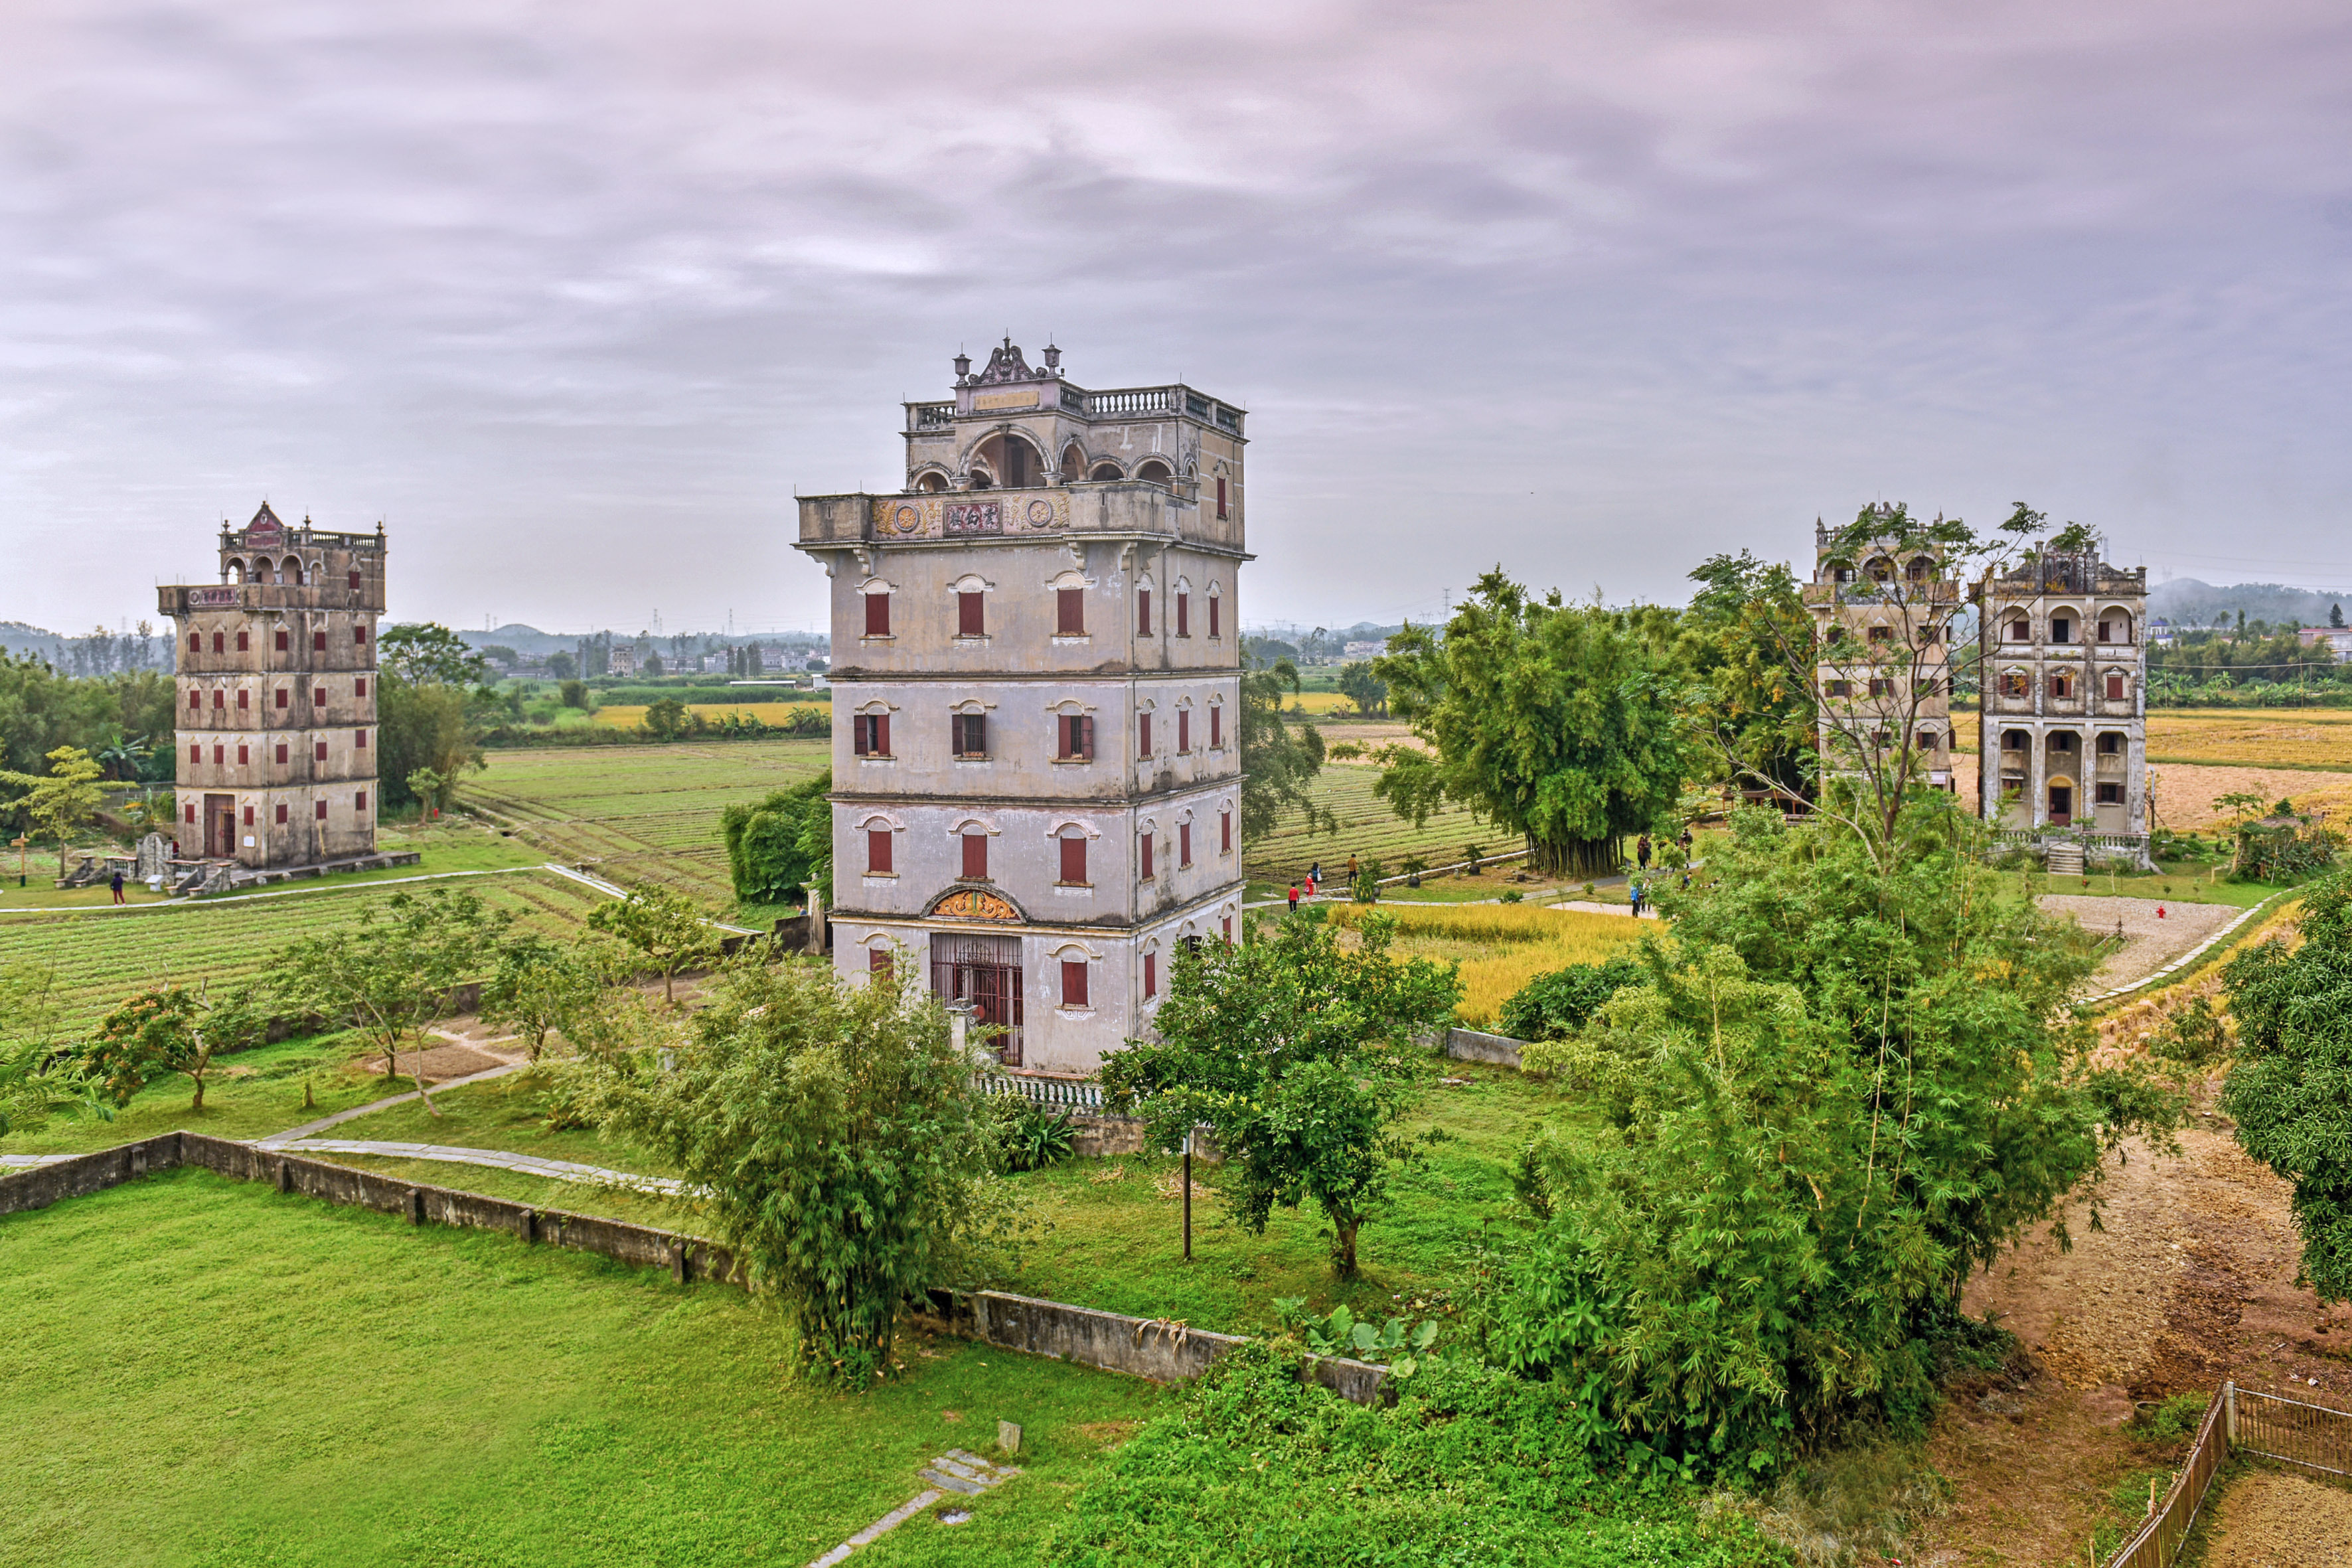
[
  {"xmin": 1043, "ymin": 341, "xmax": 1061, "ymax": 372},
  {"xmin": 953, "ymin": 348, "xmax": 971, "ymax": 382}
]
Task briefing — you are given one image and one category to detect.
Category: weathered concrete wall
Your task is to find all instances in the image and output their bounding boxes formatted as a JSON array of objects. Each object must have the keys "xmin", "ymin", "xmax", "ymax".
[
  {"xmin": 1068, "ymin": 1113, "xmax": 1149, "ymax": 1158},
  {"xmin": 921, "ymin": 1287, "xmax": 1388, "ymax": 1405},
  {"xmin": 1445, "ymin": 1028, "xmax": 1526, "ymax": 1067}
]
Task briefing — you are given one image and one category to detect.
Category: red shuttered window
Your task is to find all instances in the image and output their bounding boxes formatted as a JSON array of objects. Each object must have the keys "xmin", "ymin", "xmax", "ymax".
[
  {"xmin": 1057, "ymin": 588, "xmax": 1085, "ymax": 635},
  {"xmin": 1221, "ymin": 810, "xmax": 1231, "ymax": 853},
  {"xmin": 1137, "ymin": 589, "xmax": 1151, "ymax": 637},
  {"xmin": 1140, "ymin": 832, "xmax": 1154, "ymax": 880},
  {"xmin": 1061, "ymin": 960, "xmax": 1089, "ymax": 1008},
  {"xmin": 961, "ymin": 832, "xmax": 988, "ymax": 880},
  {"xmin": 1209, "ymin": 596, "xmax": 1221, "ymax": 638},
  {"xmin": 957, "ymin": 591, "xmax": 984, "ymax": 637},
  {"xmin": 1059, "ymin": 836, "xmax": 1087, "ymax": 885},
  {"xmin": 1176, "ymin": 593, "xmax": 1190, "ymax": 637},
  {"xmin": 864, "ymin": 592, "xmax": 890, "ymax": 637},
  {"xmin": 867, "ymin": 828, "xmax": 893, "ymax": 874},
  {"xmin": 1180, "ymin": 822, "xmax": 1192, "ymax": 868},
  {"xmin": 1210, "ymin": 706, "xmax": 1221, "ymax": 747},
  {"xmin": 1138, "ymin": 714, "xmax": 1152, "ymax": 757},
  {"xmin": 1177, "ymin": 708, "xmax": 1190, "ymax": 753},
  {"xmin": 1143, "ymin": 951, "xmax": 1157, "ymax": 999}
]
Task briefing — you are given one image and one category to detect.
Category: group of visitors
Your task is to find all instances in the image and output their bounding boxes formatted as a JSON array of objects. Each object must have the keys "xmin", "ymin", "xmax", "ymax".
[{"xmin": 1286, "ymin": 860, "xmax": 1328, "ymax": 911}]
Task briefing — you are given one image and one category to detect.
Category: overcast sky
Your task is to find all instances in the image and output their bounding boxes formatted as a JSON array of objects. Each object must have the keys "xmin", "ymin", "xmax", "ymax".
[{"xmin": 7, "ymin": 0, "xmax": 2352, "ymax": 639}]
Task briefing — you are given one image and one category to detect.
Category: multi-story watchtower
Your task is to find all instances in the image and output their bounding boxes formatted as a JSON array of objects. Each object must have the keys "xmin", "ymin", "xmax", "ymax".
[
  {"xmin": 161, "ymin": 503, "xmax": 385, "ymax": 870},
  {"xmin": 1800, "ymin": 520, "xmax": 1960, "ymax": 793},
  {"xmin": 795, "ymin": 341, "xmax": 1248, "ymax": 1076},
  {"xmin": 1976, "ymin": 536, "xmax": 2150, "ymax": 854}
]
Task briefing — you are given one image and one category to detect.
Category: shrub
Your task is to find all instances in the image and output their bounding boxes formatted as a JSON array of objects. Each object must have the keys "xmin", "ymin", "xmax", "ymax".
[
  {"xmin": 996, "ymin": 1094, "xmax": 1078, "ymax": 1172},
  {"xmin": 1351, "ymin": 856, "xmax": 1385, "ymax": 903},
  {"xmin": 1499, "ymin": 955, "xmax": 1650, "ymax": 1042},
  {"xmin": 720, "ymin": 772, "xmax": 832, "ymax": 904}
]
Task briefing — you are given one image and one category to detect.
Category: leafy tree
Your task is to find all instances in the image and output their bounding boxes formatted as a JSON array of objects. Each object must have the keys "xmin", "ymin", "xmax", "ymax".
[
  {"xmin": 276, "ymin": 888, "xmax": 514, "ymax": 1100},
  {"xmin": 480, "ymin": 936, "xmax": 610, "ymax": 1063},
  {"xmin": 2221, "ymin": 874, "xmax": 2352, "ymax": 1300},
  {"xmin": 586, "ymin": 956, "xmax": 1008, "ymax": 1386},
  {"xmin": 83, "ymin": 983, "xmax": 264, "ymax": 1110},
  {"xmin": 1101, "ymin": 910, "xmax": 1460, "ymax": 1276},
  {"xmin": 1677, "ymin": 550, "xmax": 1817, "ymax": 803},
  {"xmin": 479, "ymin": 645, "xmax": 520, "ymax": 670},
  {"xmin": 1237, "ymin": 657, "xmax": 1334, "ymax": 846},
  {"xmin": 720, "ymin": 771, "xmax": 833, "ymax": 904},
  {"xmin": 380, "ymin": 666, "xmax": 483, "ymax": 811},
  {"xmin": 2333, "ymin": 603, "xmax": 2346, "ymax": 630},
  {"xmin": 1484, "ymin": 802, "xmax": 2183, "ymax": 1470},
  {"xmin": 1373, "ymin": 574, "xmax": 1690, "ymax": 878},
  {"xmin": 546, "ymin": 651, "xmax": 580, "ymax": 682},
  {"xmin": 0, "ymin": 962, "xmax": 90, "ymax": 1142},
  {"xmin": 378, "ymin": 623, "xmax": 492, "ymax": 687},
  {"xmin": 558, "ymin": 678, "xmax": 588, "ymax": 708},
  {"xmin": 0, "ymin": 745, "xmax": 108, "ymax": 878},
  {"xmin": 588, "ymin": 885, "xmax": 722, "ymax": 1004},
  {"xmin": 1336, "ymin": 661, "xmax": 1388, "ymax": 718},
  {"xmin": 643, "ymin": 696, "xmax": 690, "ymax": 740}
]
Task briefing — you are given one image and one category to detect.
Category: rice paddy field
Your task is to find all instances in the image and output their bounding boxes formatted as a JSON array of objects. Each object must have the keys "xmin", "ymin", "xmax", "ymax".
[
  {"xmin": 0, "ymin": 870, "xmax": 610, "ymax": 1036},
  {"xmin": 1328, "ymin": 902, "xmax": 1651, "ymax": 1026},
  {"xmin": 1953, "ymin": 708, "xmax": 2352, "ymax": 773},
  {"xmin": 464, "ymin": 738, "xmax": 830, "ymax": 902},
  {"xmin": 589, "ymin": 700, "xmax": 829, "ymax": 730},
  {"xmin": 1245, "ymin": 763, "xmax": 1505, "ymax": 886}
]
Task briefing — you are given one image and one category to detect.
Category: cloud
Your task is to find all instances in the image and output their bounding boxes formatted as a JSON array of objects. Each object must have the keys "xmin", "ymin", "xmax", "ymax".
[{"xmin": 4, "ymin": 0, "xmax": 2352, "ymax": 635}]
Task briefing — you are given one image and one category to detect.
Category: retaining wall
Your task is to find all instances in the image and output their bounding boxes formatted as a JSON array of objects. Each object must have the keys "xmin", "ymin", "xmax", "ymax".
[
  {"xmin": 0, "ymin": 1133, "xmax": 1389, "ymax": 1405},
  {"xmin": 1444, "ymin": 1028, "xmax": 1527, "ymax": 1067}
]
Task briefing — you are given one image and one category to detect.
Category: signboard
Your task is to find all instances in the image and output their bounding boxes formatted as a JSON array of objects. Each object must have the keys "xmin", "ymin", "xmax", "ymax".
[
  {"xmin": 187, "ymin": 587, "xmax": 240, "ymax": 608},
  {"xmin": 971, "ymin": 390, "xmax": 1039, "ymax": 412},
  {"xmin": 943, "ymin": 502, "xmax": 1002, "ymax": 537},
  {"xmin": 246, "ymin": 521, "xmax": 284, "ymax": 548}
]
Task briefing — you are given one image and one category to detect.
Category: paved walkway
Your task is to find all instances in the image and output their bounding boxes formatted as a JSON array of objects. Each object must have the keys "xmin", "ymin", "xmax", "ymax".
[
  {"xmin": 254, "ymin": 1060, "xmax": 528, "ymax": 1145},
  {"xmin": 268, "ymin": 1137, "xmax": 692, "ymax": 1196}
]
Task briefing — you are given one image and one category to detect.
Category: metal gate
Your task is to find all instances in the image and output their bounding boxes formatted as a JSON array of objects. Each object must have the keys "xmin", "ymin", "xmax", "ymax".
[{"xmin": 930, "ymin": 933, "xmax": 1023, "ymax": 1067}]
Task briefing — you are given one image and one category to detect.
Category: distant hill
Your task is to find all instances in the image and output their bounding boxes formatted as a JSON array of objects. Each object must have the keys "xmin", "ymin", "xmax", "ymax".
[
  {"xmin": 0, "ymin": 621, "xmax": 66, "ymax": 661},
  {"xmin": 2150, "ymin": 580, "xmax": 2351, "ymax": 630}
]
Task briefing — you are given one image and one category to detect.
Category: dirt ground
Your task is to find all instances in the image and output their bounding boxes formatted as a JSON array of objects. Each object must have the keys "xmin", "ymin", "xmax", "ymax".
[
  {"xmin": 1915, "ymin": 1073, "xmax": 2352, "ymax": 1565},
  {"xmin": 2199, "ymin": 1466, "xmax": 2352, "ymax": 1567},
  {"xmin": 2037, "ymin": 894, "xmax": 2240, "ymax": 992}
]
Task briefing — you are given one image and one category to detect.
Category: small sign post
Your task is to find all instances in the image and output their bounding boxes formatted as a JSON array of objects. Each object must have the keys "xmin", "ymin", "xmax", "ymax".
[{"xmin": 11, "ymin": 835, "xmax": 25, "ymax": 888}]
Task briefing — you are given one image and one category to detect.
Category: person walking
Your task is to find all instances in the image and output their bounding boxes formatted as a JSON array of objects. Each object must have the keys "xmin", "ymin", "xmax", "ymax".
[
  {"xmin": 1636, "ymin": 833, "xmax": 1652, "ymax": 871},
  {"xmin": 1628, "ymin": 879, "xmax": 1643, "ymax": 919},
  {"xmin": 1346, "ymin": 853, "xmax": 1360, "ymax": 884},
  {"xmin": 110, "ymin": 866, "xmax": 125, "ymax": 905},
  {"xmin": 1287, "ymin": 883, "xmax": 1300, "ymax": 912},
  {"xmin": 1308, "ymin": 860, "xmax": 1324, "ymax": 889}
]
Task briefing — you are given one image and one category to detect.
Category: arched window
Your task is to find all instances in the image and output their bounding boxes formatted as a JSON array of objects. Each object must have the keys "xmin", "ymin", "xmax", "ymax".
[
  {"xmin": 2004, "ymin": 615, "xmax": 2030, "ymax": 642},
  {"xmin": 226, "ymin": 558, "xmax": 246, "ymax": 584},
  {"xmin": 1060, "ymin": 443, "xmax": 1085, "ymax": 483},
  {"xmin": 1865, "ymin": 556, "xmax": 1894, "ymax": 584},
  {"xmin": 2097, "ymin": 608, "xmax": 2134, "ymax": 645},
  {"xmin": 915, "ymin": 470, "xmax": 949, "ymax": 493},
  {"xmin": 1906, "ymin": 556, "xmax": 1934, "ymax": 582},
  {"xmin": 970, "ymin": 431, "xmax": 1043, "ymax": 489},
  {"xmin": 1088, "ymin": 461, "xmax": 1123, "ymax": 481},
  {"xmin": 1135, "ymin": 457, "xmax": 1173, "ymax": 485}
]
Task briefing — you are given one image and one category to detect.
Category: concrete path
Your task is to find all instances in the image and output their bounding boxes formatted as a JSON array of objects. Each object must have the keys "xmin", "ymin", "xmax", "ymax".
[
  {"xmin": 253, "ymin": 1060, "xmax": 528, "ymax": 1146},
  {"xmin": 268, "ymin": 1137, "xmax": 692, "ymax": 1197},
  {"xmin": 0, "ymin": 1153, "xmax": 75, "ymax": 1168}
]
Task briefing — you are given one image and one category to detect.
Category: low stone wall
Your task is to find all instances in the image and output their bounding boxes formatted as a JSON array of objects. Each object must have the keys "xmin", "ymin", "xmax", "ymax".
[
  {"xmin": 1068, "ymin": 1113, "xmax": 1150, "ymax": 1158},
  {"xmin": 921, "ymin": 1287, "xmax": 1387, "ymax": 1404},
  {"xmin": 1445, "ymin": 1028, "xmax": 1527, "ymax": 1067},
  {"xmin": 3, "ymin": 1135, "xmax": 1391, "ymax": 1405}
]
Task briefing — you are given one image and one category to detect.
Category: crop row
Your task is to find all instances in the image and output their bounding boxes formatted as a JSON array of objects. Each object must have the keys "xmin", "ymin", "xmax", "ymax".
[{"xmin": 1, "ymin": 872, "xmax": 609, "ymax": 1036}]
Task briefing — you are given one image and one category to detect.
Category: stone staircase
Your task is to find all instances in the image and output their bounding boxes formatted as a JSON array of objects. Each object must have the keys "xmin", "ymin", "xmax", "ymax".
[{"xmin": 2045, "ymin": 840, "xmax": 2085, "ymax": 876}]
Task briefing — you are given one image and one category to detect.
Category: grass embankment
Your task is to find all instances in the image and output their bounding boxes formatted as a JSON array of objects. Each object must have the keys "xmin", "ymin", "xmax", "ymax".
[
  {"xmin": 1328, "ymin": 902, "xmax": 1651, "ymax": 1027},
  {"xmin": 0, "ymin": 864, "xmax": 609, "ymax": 1038},
  {"xmin": 0, "ymin": 1168, "xmax": 1160, "ymax": 1567},
  {"xmin": 3, "ymin": 1031, "xmax": 396, "ymax": 1156}
]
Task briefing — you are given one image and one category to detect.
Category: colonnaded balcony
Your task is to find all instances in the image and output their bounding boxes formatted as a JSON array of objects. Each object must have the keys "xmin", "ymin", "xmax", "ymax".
[{"xmin": 797, "ymin": 483, "xmax": 1242, "ymax": 554}]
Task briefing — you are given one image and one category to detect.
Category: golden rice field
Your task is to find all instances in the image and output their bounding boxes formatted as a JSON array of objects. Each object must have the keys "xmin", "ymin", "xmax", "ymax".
[
  {"xmin": 591, "ymin": 700, "xmax": 829, "ymax": 730},
  {"xmin": 1954, "ymin": 708, "xmax": 2352, "ymax": 771},
  {"xmin": 1329, "ymin": 902, "xmax": 1650, "ymax": 1027}
]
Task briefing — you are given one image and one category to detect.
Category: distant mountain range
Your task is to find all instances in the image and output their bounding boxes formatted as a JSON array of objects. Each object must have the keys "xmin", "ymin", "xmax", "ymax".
[
  {"xmin": 2148, "ymin": 580, "xmax": 2351, "ymax": 629},
  {"xmin": 453, "ymin": 623, "xmax": 824, "ymax": 655}
]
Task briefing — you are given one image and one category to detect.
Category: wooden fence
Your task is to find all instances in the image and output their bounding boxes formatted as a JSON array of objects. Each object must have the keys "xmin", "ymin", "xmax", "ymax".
[{"xmin": 2102, "ymin": 1380, "xmax": 2352, "ymax": 1568}]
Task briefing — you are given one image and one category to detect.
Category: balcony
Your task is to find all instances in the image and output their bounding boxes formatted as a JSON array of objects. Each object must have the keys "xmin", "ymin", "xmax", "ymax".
[
  {"xmin": 159, "ymin": 582, "xmax": 383, "ymax": 616},
  {"xmin": 904, "ymin": 384, "xmax": 1244, "ymax": 435},
  {"xmin": 798, "ymin": 481, "xmax": 1243, "ymax": 554}
]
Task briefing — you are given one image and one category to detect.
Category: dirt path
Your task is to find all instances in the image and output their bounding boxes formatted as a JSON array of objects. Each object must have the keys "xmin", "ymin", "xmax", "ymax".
[
  {"xmin": 2198, "ymin": 1467, "xmax": 2352, "ymax": 1566},
  {"xmin": 1917, "ymin": 1094, "xmax": 2352, "ymax": 1565},
  {"xmin": 2037, "ymin": 894, "xmax": 2241, "ymax": 992}
]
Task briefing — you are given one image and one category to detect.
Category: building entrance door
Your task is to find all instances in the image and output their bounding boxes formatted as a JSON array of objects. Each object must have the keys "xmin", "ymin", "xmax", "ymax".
[
  {"xmin": 930, "ymin": 933, "xmax": 1024, "ymax": 1067},
  {"xmin": 2047, "ymin": 784, "xmax": 2073, "ymax": 825},
  {"xmin": 204, "ymin": 793, "xmax": 236, "ymax": 858}
]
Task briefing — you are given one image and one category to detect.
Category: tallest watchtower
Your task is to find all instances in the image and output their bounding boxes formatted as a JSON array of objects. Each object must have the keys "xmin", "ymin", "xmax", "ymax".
[{"xmin": 795, "ymin": 341, "xmax": 1249, "ymax": 1076}]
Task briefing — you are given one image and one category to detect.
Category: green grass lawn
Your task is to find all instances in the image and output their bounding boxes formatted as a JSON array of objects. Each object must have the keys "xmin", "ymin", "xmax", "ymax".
[
  {"xmin": 2010, "ymin": 861, "xmax": 2298, "ymax": 907},
  {"xmin": 3, "ymin": 1030, "xmax": 398, "ymax": 1156},
  {"xmin": 0, "ymin": 1168, "xmax": 1164, "ymax": 1568}
]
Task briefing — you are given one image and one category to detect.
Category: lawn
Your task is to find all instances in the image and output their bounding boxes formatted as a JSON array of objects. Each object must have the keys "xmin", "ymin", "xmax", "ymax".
[
  {"xmin": 0, "ymin": 1168, "xmax": 1162, "ymax": 1568},
  {"xmin": 0, "ymin": 866, "xmax": 611, "ymax": 1040},
  {"xmin": 463, "ymin": 737, "xmax": 830, "ymax": 907}
]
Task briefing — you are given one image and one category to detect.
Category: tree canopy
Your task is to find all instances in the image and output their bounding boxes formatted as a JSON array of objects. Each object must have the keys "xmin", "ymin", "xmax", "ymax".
[
  {"xmin": 1101, "ymin": 911, "xmax": 1460, "ymax": 1276},
  {"xmin": 2223, "ymin": 873, "xmax": 2352, "ymax": 1301},
  {"xmin": 1237, "ymin": 657, "xmax": 1333, "ymax": 846},
  {"xmin": 1676, "ymin": 550, "xmax": 1817, "ymax": 803},
  {"xmin": 586, "ymin": 956, "xmax": 1008, "ymax": 1386},
  {"xmin": 1373, "ymin": 572, "xmax": 1691, "ymax": 877},
  {"xmin": 720, "ymin": 772, "xmax": 833, "ymax": 905}
]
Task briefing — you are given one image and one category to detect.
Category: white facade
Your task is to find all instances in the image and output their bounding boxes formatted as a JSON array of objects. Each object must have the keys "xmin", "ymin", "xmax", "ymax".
[{"xmin": 794, "ymin": 341, "xmax": 1249, "ymax": 1076}]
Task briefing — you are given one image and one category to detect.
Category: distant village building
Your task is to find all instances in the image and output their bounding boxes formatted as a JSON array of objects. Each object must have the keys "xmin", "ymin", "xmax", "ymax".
[
  {"xmin": 161, "ymin": 503, "xmax": 384, "ymax": 871},
  {"xmin": 1342, "ymin": 640, "xmax": 1386, "ymax": 659},
  {"xmin": 1800, "ymin": 522, "xmax": 1958, "ymax": 792},
  {"xmin": 1976, "ymin": 538, "xmax": 2152, "ymax": 861},
  {"xmin": 795, "ymin": 340, "xmax": 1246, "ymax": 1075},
  {"xmin": 2298, "ymin": 626, "xmax": 2352, "ymax": 660}
]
